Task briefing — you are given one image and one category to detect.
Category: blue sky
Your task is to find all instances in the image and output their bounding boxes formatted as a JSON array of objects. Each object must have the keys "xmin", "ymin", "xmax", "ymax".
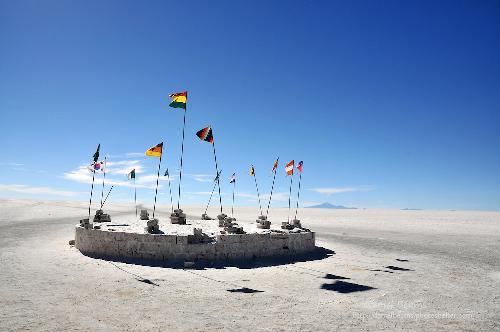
[{"xmin": 1, "ymin": 0, "xmax": 499, "ymax": 211}]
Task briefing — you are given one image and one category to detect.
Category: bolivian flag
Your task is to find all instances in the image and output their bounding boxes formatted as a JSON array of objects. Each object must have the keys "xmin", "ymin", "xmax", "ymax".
[
  {"xmin": 145, "ymin": 142, "xmax": 163, "ymax": 157},
  {"xmin": 169, "ymin": 91, "xmax": 187, "ymax": 109}
]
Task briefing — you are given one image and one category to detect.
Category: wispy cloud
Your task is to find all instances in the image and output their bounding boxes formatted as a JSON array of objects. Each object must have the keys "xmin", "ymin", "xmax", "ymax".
[
  {"xmin": 309, "ymin": 185, "xmax": 375, "ymax": 195},
  {"xmin": 0, "ymin": 184, "xmax": 82, "ymax": 197}
]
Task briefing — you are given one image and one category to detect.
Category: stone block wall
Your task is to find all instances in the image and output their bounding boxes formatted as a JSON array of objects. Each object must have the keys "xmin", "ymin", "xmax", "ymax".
[{"xmin": 75, "ymin": 226, "xmax": 315, "ymax": 262}]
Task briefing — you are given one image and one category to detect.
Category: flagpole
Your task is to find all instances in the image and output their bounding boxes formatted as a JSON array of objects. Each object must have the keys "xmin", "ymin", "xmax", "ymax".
[
  {"xmin": 177, "ymin": 106, "xmax": 187, "ymax": 210},
  {"xmin": 287, "ymin": 172, "xmax": 294, "ymax": 223},
  {"xmin": 100, "ymin": 156, "xmax": 107, "ymax": 209},
  {"xmin": 166, "ymin": 168, "xmax": 173, "ymax": 213},
  {"xmin": 212, "ymin": 138, "xmax": 223, "ymax": 215},
  {"xmin": 253, "ymin": 166, "xmax": 263, "ymax": 216},
  {"xmin": 231, "ymin": 180, "xmax": 235, "ymax": 218},
  {"xmin": 88, "ymin": 168, "xmax": 96, "ymax": 220},
  {"xmin": 294, "ymin": 172, "xmax": 302, "ymax": 220},
  {"xmin": 153, "ymin": 153, "xmax": 162, "ymax": 219},
  {"xmin": 134, "ymin": 176, "xmax": 137, "ymax": 218},
  {"xmin": 266, "ymin": 158, "xmax": 279, "ymax": 218}
]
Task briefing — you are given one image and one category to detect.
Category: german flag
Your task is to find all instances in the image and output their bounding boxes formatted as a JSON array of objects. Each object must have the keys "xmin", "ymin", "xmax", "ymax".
[
  {"xmin": 196, "ymin": 126, "xmax": 213, "ymax": 144},
  {"xmin": 169, "ymin": 91, "xmax": 187, "ymax": 109},
  {"xmin": 145, "ymin": 142, "xmax": 163, "ymax": 157}
]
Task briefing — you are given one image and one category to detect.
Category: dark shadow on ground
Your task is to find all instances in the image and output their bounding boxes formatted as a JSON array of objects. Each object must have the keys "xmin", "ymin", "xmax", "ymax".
[
  {"xmin": 80, "ymin": 246, "xmax": 335, "ymax": 270},
  {"xmin": 321, "ymin": 280, "xmax": 376, "ymax": 293},
  {"xmin": 137, "ymin": 278, "xmax": 160, "ymax": 286},
  {"xmin": 227, "ymin": 287, "xmax": 264, "ymax": 294},
  {"xmin": 324, "ymin": 273, "xmax": 350, "ymax": 280},
  {"xmin": 369, "ymin": 269, "xmax": 394, "ymax": 274},
  {"xmin": 385, "ymin": 265, "xmax": 413, "ymax": 271},
  {"xmin": 396, "ymin": 258, "xmax": 409, "ymax": 262}
]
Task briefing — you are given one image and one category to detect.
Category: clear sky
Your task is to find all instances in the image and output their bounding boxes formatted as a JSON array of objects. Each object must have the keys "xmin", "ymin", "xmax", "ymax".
[{"xmin": 1, "ymin": 0, "xmax": 499, "ymax": 211}]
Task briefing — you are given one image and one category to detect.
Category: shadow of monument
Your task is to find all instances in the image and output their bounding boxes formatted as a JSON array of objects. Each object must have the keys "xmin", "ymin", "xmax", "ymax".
[
  {"xmin": 385, "ymin": 265, "xmax": 413, "ymax": 272},
  {"xmin": 81, "ymin": 246, "xmax": 335, "ymax": 270},
  {"xmin": 227, "ymin": 287, "xmax": 264, "ymax": 294},
  {"xmin": 321, "ymin": 280, "xmax": 376, "ymax": 293}
]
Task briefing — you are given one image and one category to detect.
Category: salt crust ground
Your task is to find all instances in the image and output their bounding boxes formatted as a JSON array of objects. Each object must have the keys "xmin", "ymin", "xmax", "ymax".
[{"xmin": 1, "ymin": 199, "xmax": 499, "ymax": 331}]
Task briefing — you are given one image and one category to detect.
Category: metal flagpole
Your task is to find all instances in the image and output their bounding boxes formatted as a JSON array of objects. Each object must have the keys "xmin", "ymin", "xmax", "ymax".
[
  {"xmin": 231, "ymin": 179, "xmax": 235, "ymax": 218},
  {"xmin": 212, "ymin": 138, "xmax": 223, "ymax": 214},
  {"xmin": 294, "ymin": 172, "xmax": 302, "ymax": 220},
  {"xmin": 266, "ymin": 158, "xmax": 279, "ymax": 218},
  {"xmin": 153, "ymin": 153, "xmax": 162, "ymax": 219},
  {"xmin": 165, "ymin": 168, "xmax": 173, "ymax": 213},
  {"xmin": 100, "ymin": 156, "xmax": 107, "ymax": 209},
  {"xmin": 88, "ymin": 168, "xmax": 96, "ymax": 220},
  {"xmin": 252, "ymin": 166, "xmax": 263, "ymax": 216},
  {"xmin": 134, "ymin": 176, "xmax": 137, "ymax": 218},
  {"xmin": 287, "ymin": 172, "xmax": 294, "ymax": 223},
  {"xmin": 177, "ymin": 106, "xmax": 187, "ymax": 210}
]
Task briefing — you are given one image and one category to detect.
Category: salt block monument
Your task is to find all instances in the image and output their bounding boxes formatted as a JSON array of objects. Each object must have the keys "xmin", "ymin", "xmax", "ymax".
[{"xmin": 75, "ymin": 91, "xmax": 314, "ymax": 263}]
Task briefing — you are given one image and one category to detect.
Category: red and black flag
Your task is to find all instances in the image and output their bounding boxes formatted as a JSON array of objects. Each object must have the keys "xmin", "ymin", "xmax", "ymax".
[{"xmin": 196, "ymin": 126, "xmax": 214, "ymax": 144}]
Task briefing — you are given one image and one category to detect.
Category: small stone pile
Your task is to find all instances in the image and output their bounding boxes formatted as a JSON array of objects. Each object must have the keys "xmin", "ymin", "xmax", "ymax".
[
  {"xmin": 140, "ymin": 209, "xmax": 149, "ymax": 220},
  {"xmin": 281, "ymin": 219, "xmax": 302, "ymax": 230},
  {"xmin": 93, "ymin": 209, "xmax": 111, "ymax": 223},
  {"xmin": 217, "ymin": 213, "xmax": 228, "ymax": 227},
  {"xmin": 145, "ymin": 219, "xmax": 160, "ymax": 234},
  {"xmin": 223, "ymin": 217, "xmax": 245, "ymax": 234},
  {"xmin": 170, "ymin": 209, "xmax": 186, "ymax": 224},
  {"xmin": 79, "ymin": 218, "xmax": 92, "ymax": 229},
  {"xmin": 256, "ymin": 215, "xmax": 271, "ymax": 229},
  {"xmin": 187, "ymin": 228, "xmax": 214, "ymax": 244},
  {"xmin": 201, "ymin": 213, "xmax": 212, "ymax": 220}
]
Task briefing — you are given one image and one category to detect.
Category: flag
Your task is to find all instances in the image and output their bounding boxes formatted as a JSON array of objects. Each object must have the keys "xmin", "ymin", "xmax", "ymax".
[
  {"xmin": 297, "ymin": 161, "xmax": 303, "ymax": 173},
  {"xmin": 249, "ymin": 165, "xmax": 255, "ymax": 176},
  {"xmin": 272, "ymin": 158, "xmax": 279, "ymax": 172},
  {"xmin": 230, "ymin": 172, "xmax": 236, "ymax": 183},
  {"xmin": 196, "ymin": 126, "xmax": 214, "ymax": 144},
  {"xmin": 164, "ymin": 169, "xmax": 169, "ymax": 177},
  {"xmin": 127, "ymin": 169, "xmax": 136, "ymax": 180},
  {"xmin": 169, "ymin": 91, "xmax": 187, "ymax": 109},
  {"xmin": 88, "ymin": 161, "xmax": 104, "ymax": 173},
  {"xmin": 145, "ymin": 142, "xmax": 163, "ymax": 157},
  {"xmin": 285, "ymin": 160, "xmax": 294, "ymax": 176},
  {"xmin": 93, "ymin": 144, "xmax": 100, "ymax": 163}
]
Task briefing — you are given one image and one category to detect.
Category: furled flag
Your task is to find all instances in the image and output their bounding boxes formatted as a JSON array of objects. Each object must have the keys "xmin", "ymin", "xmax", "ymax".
[
  {"xmin": 297, "ymin": 161, "xmax": 303, "ymax": 173},
  {"xmin": 127, "ymin": 169, "xmax": 136, "ymax": 180},
  {"xmin": 272, "ymin": 158, "xmax": 279, "ymax": 173},
  {"xmin": 285, "ymin": 160, "xmax": 294, "ymax": 176},
  {"xmin": 214, "ymin": 170, "xmax": 222, "ymax": 182},
  {"xmin": 164, "ymin": 169, "xmax": 169, "ymax": 177},
  {"xmin": 93, "ymin": 144, "xmax": 100, "ymax": 163},
  {"xmin": 145, "ymin": 142, "xmax": 163, "ymax": 157},
  {"xmin": 249, "ymin": 165, "xmax": 255, "ymax": 176},
  {"xmin": 169, "ymin": 91, "xmax": 187, "ymax": 109},
  {"xmin": 230, "ymin": 172, "xmax": 236, "ymax": 183},
  {"xmin": 196, "ymin": 126, "xmax": 214, "ymax": 144}
]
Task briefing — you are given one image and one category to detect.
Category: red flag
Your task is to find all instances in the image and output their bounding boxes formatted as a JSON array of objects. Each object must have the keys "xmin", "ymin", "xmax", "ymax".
[
  {"xmin": 285, "ymin": 160, "xmax": 294, "ymax": 176},
  {"xmin": 196, "ymin": 126, "xmax": 214, "ymax": 144},
  {"xmin": 272, "ymin": 158, "xmax": 279, "ymax": 172},
  {"xmin": 297, "ymin": 161, "xmax": 303, "ymax": 173}
]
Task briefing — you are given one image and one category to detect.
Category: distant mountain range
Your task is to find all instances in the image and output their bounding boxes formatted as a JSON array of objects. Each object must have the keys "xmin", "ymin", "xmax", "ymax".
[{"xmin": 306, "ymin": 202, "xmax": 357, "ymax": 209}]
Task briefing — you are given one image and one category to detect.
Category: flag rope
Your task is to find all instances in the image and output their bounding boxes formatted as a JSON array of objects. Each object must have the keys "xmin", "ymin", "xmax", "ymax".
[
  {"xmin": 266, "ymin": 158, "xmax": 278, "ymax": 218},
  {"xmin": 204, "ymin": 180, "xmax": 217, "ymax": 215},
  {"xmin": 212, "ymin": 139, "xmax": 223, "ymax": 214},
  {"xmin": 166, "ymin": 168, "xmax": 173, "ymax": 213},
  {"xmin": 88, "ymin": 168, "xmax": 96, "ymax": 220},
  {"xmin": 253, "ymin": 167, "xmax": 263, "ymax": 216},
  {"xmin": 100, "ymin": 156, "xmax": 107, "ymax": 209},
  {"xmin": 102, "ymin": 185, "xmax": 114, "ymax": 208}
]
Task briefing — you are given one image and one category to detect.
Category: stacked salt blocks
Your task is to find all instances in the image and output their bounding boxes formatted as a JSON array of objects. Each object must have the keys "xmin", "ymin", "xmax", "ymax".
[
  {"xmin": 281, "ymin": 219, "xmax": 302, "ymax": 230},
  {"xmin": 187, "ymin": 227, "xmax": 214, "ymax": 244},
  {"xmin": 140, "ymin": 209, "xmax": 149, "ymax": 220},
  {"xmin": 222, "ymin": 217, "xmax": 245, "ymax": 234},
  {"xmin": 79, "ymin": 218, "xmax": 92, "ymax": 229},
  {"xmin": 201, "ymin": 213, "xmax": 212, "ymax": 220},
  {"xmin": 217, "ymin": 213, "xmax": 228, "ymax": 227},
  {"xmin": 145, "ymin": 219, "xmax": 160, "ymax": 234},
  {"xmin": 93, "ymin": 209, "xmax": 111, "ymax": 223},
  {"xmin": 256, "ymin": 215, "xmax": 271, "ymax": 229},
  {"xmin": 170, "ymin": 209, "xmax": 186, "ymax": 224}
]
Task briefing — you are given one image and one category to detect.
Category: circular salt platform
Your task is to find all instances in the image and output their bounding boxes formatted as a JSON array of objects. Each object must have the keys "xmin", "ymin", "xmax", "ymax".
[{"xmin": 75, "ymin": 216, "xmax": 315, "ymax": 262}]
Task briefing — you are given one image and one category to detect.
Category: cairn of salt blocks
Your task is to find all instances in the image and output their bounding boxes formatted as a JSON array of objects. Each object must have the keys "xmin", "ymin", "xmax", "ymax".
[
  {"xmin": 145, "ymin": 219, "xmax": 160, "ymax": 234},
  {"xmin": 222, "ymin": 216, "xmax": 245, "ymax": 234},
  {"xmin": 217, "ymin": 213, "xmax": 228, "ymax": 227},
  {"xmin": 93, "ymin": 209, "xmax": 111, "ymax": 223},
  {"xmin": 170, "ymin": 209, "xmax": 187, "ymax": 224},
  {"xmin": 256, "ymin": 215, "xmax": 271, "ymax": 229},
  {"xmin": 187, "ymin": 228, "xmax": 213, "ymax": 244},
  {"xmin": 79, "ymin": 218, "xmax": 92, "ymax": 229},
  {"xmin": 140, "ymin": 209, "xmax": 149, "ymax": 220},
  {"xmin": 281, "ymin": 219, "xmax": 302, "ymax": 230},
  {"xmin": 201, "ymin": 213, "xmax": 212, "ymax": 220}
]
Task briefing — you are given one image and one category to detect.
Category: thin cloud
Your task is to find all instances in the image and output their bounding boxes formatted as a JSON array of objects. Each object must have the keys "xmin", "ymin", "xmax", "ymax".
[
  {"xmin": 309, "ymin": 185, "xmax": 375, "ymax": 195},
  {"xmin": 0, "ymin": 184, "xmax": 82, "ymax": 197}
]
